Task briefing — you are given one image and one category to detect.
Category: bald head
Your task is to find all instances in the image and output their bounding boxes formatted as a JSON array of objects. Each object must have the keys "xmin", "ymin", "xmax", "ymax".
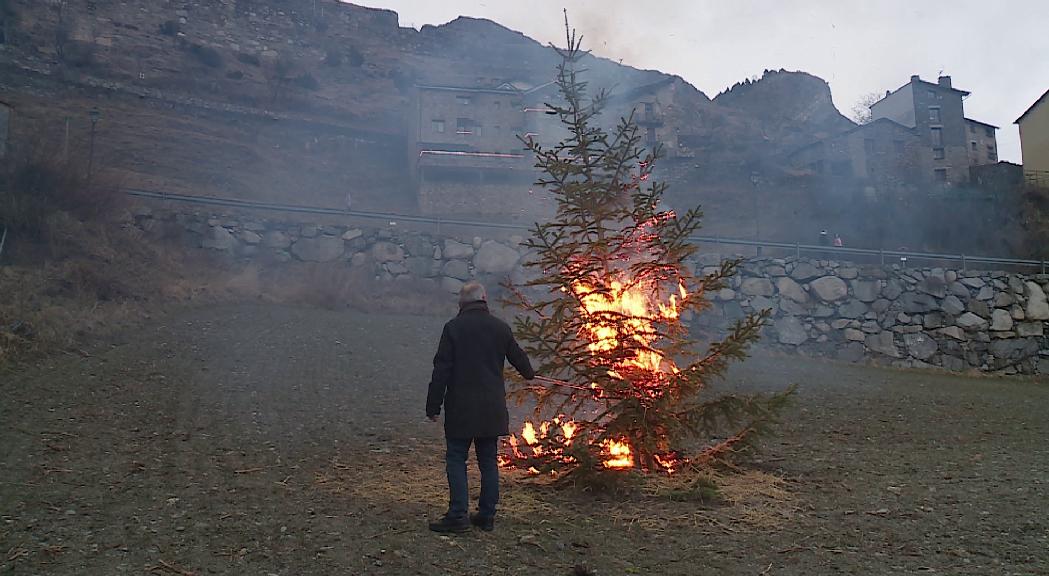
[{"xmin": 459, "ymin": 281, "xmax": 487, "ymax": 304}]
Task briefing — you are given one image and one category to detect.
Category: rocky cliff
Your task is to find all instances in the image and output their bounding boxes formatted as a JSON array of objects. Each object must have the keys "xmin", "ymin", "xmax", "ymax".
[
  {"xmin": 0, "ymin": 0, "xmax": 853, "ymax": 212},
  {"xmin": 714, "ymin": 69, "xmax": 857, "ymax": 158}
]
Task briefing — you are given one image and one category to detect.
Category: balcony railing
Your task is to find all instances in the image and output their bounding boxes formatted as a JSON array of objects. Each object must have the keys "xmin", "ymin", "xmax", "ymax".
[{"xmin": 1024, "ymin": 169, "xmax": 1049, "ymax": 188}]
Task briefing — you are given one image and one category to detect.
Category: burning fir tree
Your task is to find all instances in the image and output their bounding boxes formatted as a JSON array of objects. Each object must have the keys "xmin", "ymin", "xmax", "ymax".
[{"xmin": 502, "ymin": 19, "xmax": 795, "ymax": 479}]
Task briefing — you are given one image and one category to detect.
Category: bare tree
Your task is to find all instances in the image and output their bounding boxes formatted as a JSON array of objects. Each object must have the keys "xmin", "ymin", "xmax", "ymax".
[
  {"xmin": 265, "ymin": 54, "xmax": 296, "ymax": 107},
  {"xmin": 850, "ymin": 92, "xmax": 883, "ymax": 125},
  {"xmin": 0, "ymin": 0, "xmax": 19, "ymax": 45}
]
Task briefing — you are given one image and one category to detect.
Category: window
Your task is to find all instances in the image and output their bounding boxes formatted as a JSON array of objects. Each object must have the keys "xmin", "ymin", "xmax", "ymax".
[
  {"xmin": 864, "ymin": 138, "xmax": 875, "ymax": 154},
  {"xmin": 431, "ymin": 119, "xmax": 445, "ymax": 134},
  {"xmin": 933, "ymin": 147, "xmax": 945, "ymax": 160},
  {"xmin": 971, "ymin": 141, "xmax": 977, "ymax": 152},
  {"xmin": 492, "ymin": 100, "xmax": 500, "ymax": 108},
  {"xmin": 646, "ymin": 126, "xmax": 657, "ymax": 144},
  {"xmin": 929, "ymin": 107, "xmax": 941, "ymax": 123},
  {"xmin": 455, "ymin": 95, "xmax": 471, "ymax": 105},
  {"xmin": 894, "ymin": 140, "xmax": 905, "ymax": 153},
  {"xmin": 930, "ymin": 127, "xmax": 942, "ymax": 146},
  {"xmin": 987, "ymin": 145, "xmax": 997, "ymax": 162},
  {"xmin": 935, "ymin": 168, "xmax": 948, "ymax": 182},
  {"xmin": 969, "ymin": 124, "xmax": 976, "ymax": 133},
  {"xmin": 928, "ymin": 89, "xmax": 936, "ymax": 99},
  {"xmin": 644, "ymin": 102, "xmax": 654, "ymax": 114},
  {"xmin": 985, "ymin": 126, "xmax": 994, "ymax": 138},
  {"xmin": 456, "ymin": 118, "xmax": 473, "ymax": 135}
]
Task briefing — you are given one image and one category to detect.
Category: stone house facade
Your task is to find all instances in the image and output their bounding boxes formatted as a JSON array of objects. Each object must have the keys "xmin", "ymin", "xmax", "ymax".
[
  {"xmin": 788, "ymin": 118, "xmax": 925, "ymax": 198},
  {"xmin": 965, "ymin": 118, "xmax": 999, "ymax": 166},
  {"xmin": 409, "ymin": 78, "xmax": 679, "ymax": 218},
  {"xmin": 870, "ymin": 75, "xmax": 997, "ymax": 186},
  {"xmin": 1016, "ymin": 88, "xmax": 1049, "ymax": 185},
  {"xmin": 409, "ymin": 83, "xmax": 561, "ymax": 218}
]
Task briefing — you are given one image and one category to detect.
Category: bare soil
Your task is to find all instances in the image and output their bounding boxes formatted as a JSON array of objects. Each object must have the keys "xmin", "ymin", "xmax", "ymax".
[{"xmin": 1, "ymin": 303, "xmax": 1047, "ymax": 575}]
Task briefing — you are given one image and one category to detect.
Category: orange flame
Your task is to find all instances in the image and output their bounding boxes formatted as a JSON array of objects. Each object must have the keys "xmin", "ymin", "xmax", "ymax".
[
  {"xmin": 506, "ymin": 270, "xmax": 689, "ymax": 472},
  {"xmin": 602, "ymin": 439, "xmax": 634, "ymax": 469},
  {"xmin": 572, "ymin": 278, "xmax": 685, "ymax": 379},
  {"xmin": 561, "ymin": 421, "xmax": 577, "ymax": 444}
]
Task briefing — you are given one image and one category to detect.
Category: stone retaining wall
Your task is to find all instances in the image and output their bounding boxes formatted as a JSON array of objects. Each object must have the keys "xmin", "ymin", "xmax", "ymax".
[{"xmin": 131, "ymin": 207, "xmax": 1049, "ymax": 376}]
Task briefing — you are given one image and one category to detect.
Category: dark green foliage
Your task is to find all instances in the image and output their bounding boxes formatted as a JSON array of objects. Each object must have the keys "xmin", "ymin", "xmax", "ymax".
[
  {"xmin": 0, "ymin": 157, "xmax": 122, "ymax": 242},
  {"xmin": 1020, "ymin": 184, "xmax": 1049, "ymax": 259},
  {"xmin": 60, "ymin": 40, "xmax": 95, "ymax": 68},
  {"xmin": 0, "ymin": 0, "xmax": 18, "ymax": 45},
  {"xmin": 293, "ymin": 72, "xmax": 319, "ymax": 91},
  {"xmin": 158, "ymin": 20, "xmax": 179, "ymax": 36},
  {"xmin": 346, "ymin": 45, "xmax": 364, "ymax": 67},
  {"xmin": 236, "ymin": 52, "xmax": 261, "ymax": 67},
  {"xmin": 189, "ymin": 44, "xmax": 223, "ymax": 68},
  {"xmin": 505, "ymin": 19, "xmax": 793, "ymax": 479},
  {"xmin": 323, "ymin": 48, "xmax": 342, "ymax": 67}
]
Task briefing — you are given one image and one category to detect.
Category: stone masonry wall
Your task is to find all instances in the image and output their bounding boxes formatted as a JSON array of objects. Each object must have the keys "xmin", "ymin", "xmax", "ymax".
[{"xmin": 130, "ymin": 207, "xmax": 1049, "ymax": 377}]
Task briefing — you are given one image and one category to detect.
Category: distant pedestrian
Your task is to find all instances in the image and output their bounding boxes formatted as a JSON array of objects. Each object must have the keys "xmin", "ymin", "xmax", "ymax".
[
  {"xmin": 818, "ymin": 230, "xmax": 829, "ymax": 246},
  {"xmin": 833, "ymin": 234, "xmax": 843, "ymax": 247},
  {"xmin": 426, "ymin": 282, "xmax": 535, "ymax": 533}
]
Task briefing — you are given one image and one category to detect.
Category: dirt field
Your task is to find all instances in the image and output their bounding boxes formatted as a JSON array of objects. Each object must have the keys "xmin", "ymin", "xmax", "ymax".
[{"xmin": 1, "ymin": 303, "xmax": 1047, "ymax": 575}]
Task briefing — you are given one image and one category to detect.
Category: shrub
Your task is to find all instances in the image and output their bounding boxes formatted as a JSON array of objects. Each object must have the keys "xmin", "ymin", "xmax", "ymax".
[
  {"xmin": 189, "ymin": 44, "xmax": 223, "ymax": 68},
  {"xmin": 61, "ymin": 40, "xmax": 96, "ymax": 69},
  {"xmin": 323, "ymin": 48, "xmax": 342, "ymax": 67},
  {"xmin": 292, "ymin": 72, "xmax": 319, "ymax": 91},
  {"xmin": 346, "ymin": 45, "xmax": 364, "ymax": 67},
  {"xmin": 158, "ymin": 20, "xmax": 179, "ymax": 36},
  {"xmin": 236, "ymin": 52, "xmax": 260, "ymax": 66},
  {"xmin": 0, "ymin": 157, "xmax": 124, "ymax": 245}
]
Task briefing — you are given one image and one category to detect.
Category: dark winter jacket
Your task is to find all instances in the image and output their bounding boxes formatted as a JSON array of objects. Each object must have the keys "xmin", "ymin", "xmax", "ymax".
[{"xmin": 426, "ymin": 301, "xmax": 535, "ymax": 439}]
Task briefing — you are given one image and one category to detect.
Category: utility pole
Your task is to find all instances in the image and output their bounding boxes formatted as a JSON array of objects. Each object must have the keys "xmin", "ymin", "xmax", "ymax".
[
  {"xmin": 750, "ymin": 173, "xmax": 761, "ymax": 256},
  {"xmin": 62, "ymin": 116, "xmax": 70, "ymax": 164},
  {"xmin": 87, "ymin": 107, "xmax": 100, "ymax": 182}
]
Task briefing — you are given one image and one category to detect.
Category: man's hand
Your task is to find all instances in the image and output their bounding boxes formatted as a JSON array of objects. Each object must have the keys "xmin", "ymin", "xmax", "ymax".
[{"xmin": 427, "ymin": 414, "xmax": 439, "ymax": 422}]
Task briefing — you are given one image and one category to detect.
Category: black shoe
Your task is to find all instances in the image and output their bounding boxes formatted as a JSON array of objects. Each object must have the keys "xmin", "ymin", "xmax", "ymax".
[
  {"xmin": 470, "ymin": 513, "xmax": 494, "ymax": 532},
  {"xmin": 429, "ymin": 515, "xmax": 470, "ymax": 534}
]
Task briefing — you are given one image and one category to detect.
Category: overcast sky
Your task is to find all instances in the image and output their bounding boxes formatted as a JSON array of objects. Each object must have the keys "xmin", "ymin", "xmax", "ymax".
[{"xmin": 357, "ymin": 0, "xmax": 1048, "ymax": 163}]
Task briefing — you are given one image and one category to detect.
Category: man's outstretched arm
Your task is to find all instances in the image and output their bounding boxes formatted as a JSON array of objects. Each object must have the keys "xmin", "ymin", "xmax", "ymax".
[
  {"xmin": 506, "ymin": 332, "xmax": 535, "ymax": 380},
  {"xmin": 426, "ymin": 325, "xmax": 454, "ymax": 418}
]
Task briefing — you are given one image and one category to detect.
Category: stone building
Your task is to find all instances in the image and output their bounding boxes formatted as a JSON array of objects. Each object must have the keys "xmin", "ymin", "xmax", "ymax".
[
  {"xmin": 791, "ymin": 75, "xmax": 999, "ymax": 191},
  {"xmin": 870, "ymin": 75, "xmax": 997, "ymax": 186},
  {"xmin": 1015, "ymin": 88, "xmax": 1049, "ymax": 186},
  {"xmin": 965, "ymin": 118, "xmax": 999, "ymax": 166},
  {"xmin": 788, "ymin": 118, "xmax": 925, "ymax": 197},
  {"xmin": 409, "ymin": 83, "xmax": 553, "ymax": 218},
  {"xmin": 408, "ymin": 77, "xmax": 680, "ymax": 218}
]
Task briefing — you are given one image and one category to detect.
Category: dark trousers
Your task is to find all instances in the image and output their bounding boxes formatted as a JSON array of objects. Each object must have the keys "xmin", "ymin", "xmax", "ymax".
[{"xmin": 445, "ymin": 436, "xmax": 499, "ymax": 520}]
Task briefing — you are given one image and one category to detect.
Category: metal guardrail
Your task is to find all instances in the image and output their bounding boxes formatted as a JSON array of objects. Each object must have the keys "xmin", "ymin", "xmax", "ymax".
[{"xmin": 125, "ymin": 188, "xmax": 1048, "ymax": 273}]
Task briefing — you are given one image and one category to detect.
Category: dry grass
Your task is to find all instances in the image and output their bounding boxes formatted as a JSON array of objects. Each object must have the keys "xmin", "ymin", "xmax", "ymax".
[
  {"xmin": 230, "ymin": 260, "xmax": 458, "ymax": 316},
  {"xmin": 0, "ymin": 169, "xmax": 224, "ymax": 365},
  {"xmin": 311, "ymin": 448, "xmax": 797, "ymax": 536}
]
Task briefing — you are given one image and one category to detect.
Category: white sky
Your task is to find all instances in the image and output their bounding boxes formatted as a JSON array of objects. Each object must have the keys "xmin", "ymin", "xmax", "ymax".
[{"xmin": 356, "ymin": 0, "xmax": 1049, "ymax": 163}]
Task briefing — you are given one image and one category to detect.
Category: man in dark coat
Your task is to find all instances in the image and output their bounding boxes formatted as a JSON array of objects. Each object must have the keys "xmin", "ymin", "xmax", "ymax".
[{"xmin": 426, "ymin": 281, "xmax": 535, "ymax": 533}]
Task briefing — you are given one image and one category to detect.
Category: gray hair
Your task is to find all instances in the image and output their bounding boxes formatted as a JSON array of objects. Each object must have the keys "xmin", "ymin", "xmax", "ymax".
[{"xmin": 459, "ymin": 281, "xmax": 487, "ymax": 304}]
